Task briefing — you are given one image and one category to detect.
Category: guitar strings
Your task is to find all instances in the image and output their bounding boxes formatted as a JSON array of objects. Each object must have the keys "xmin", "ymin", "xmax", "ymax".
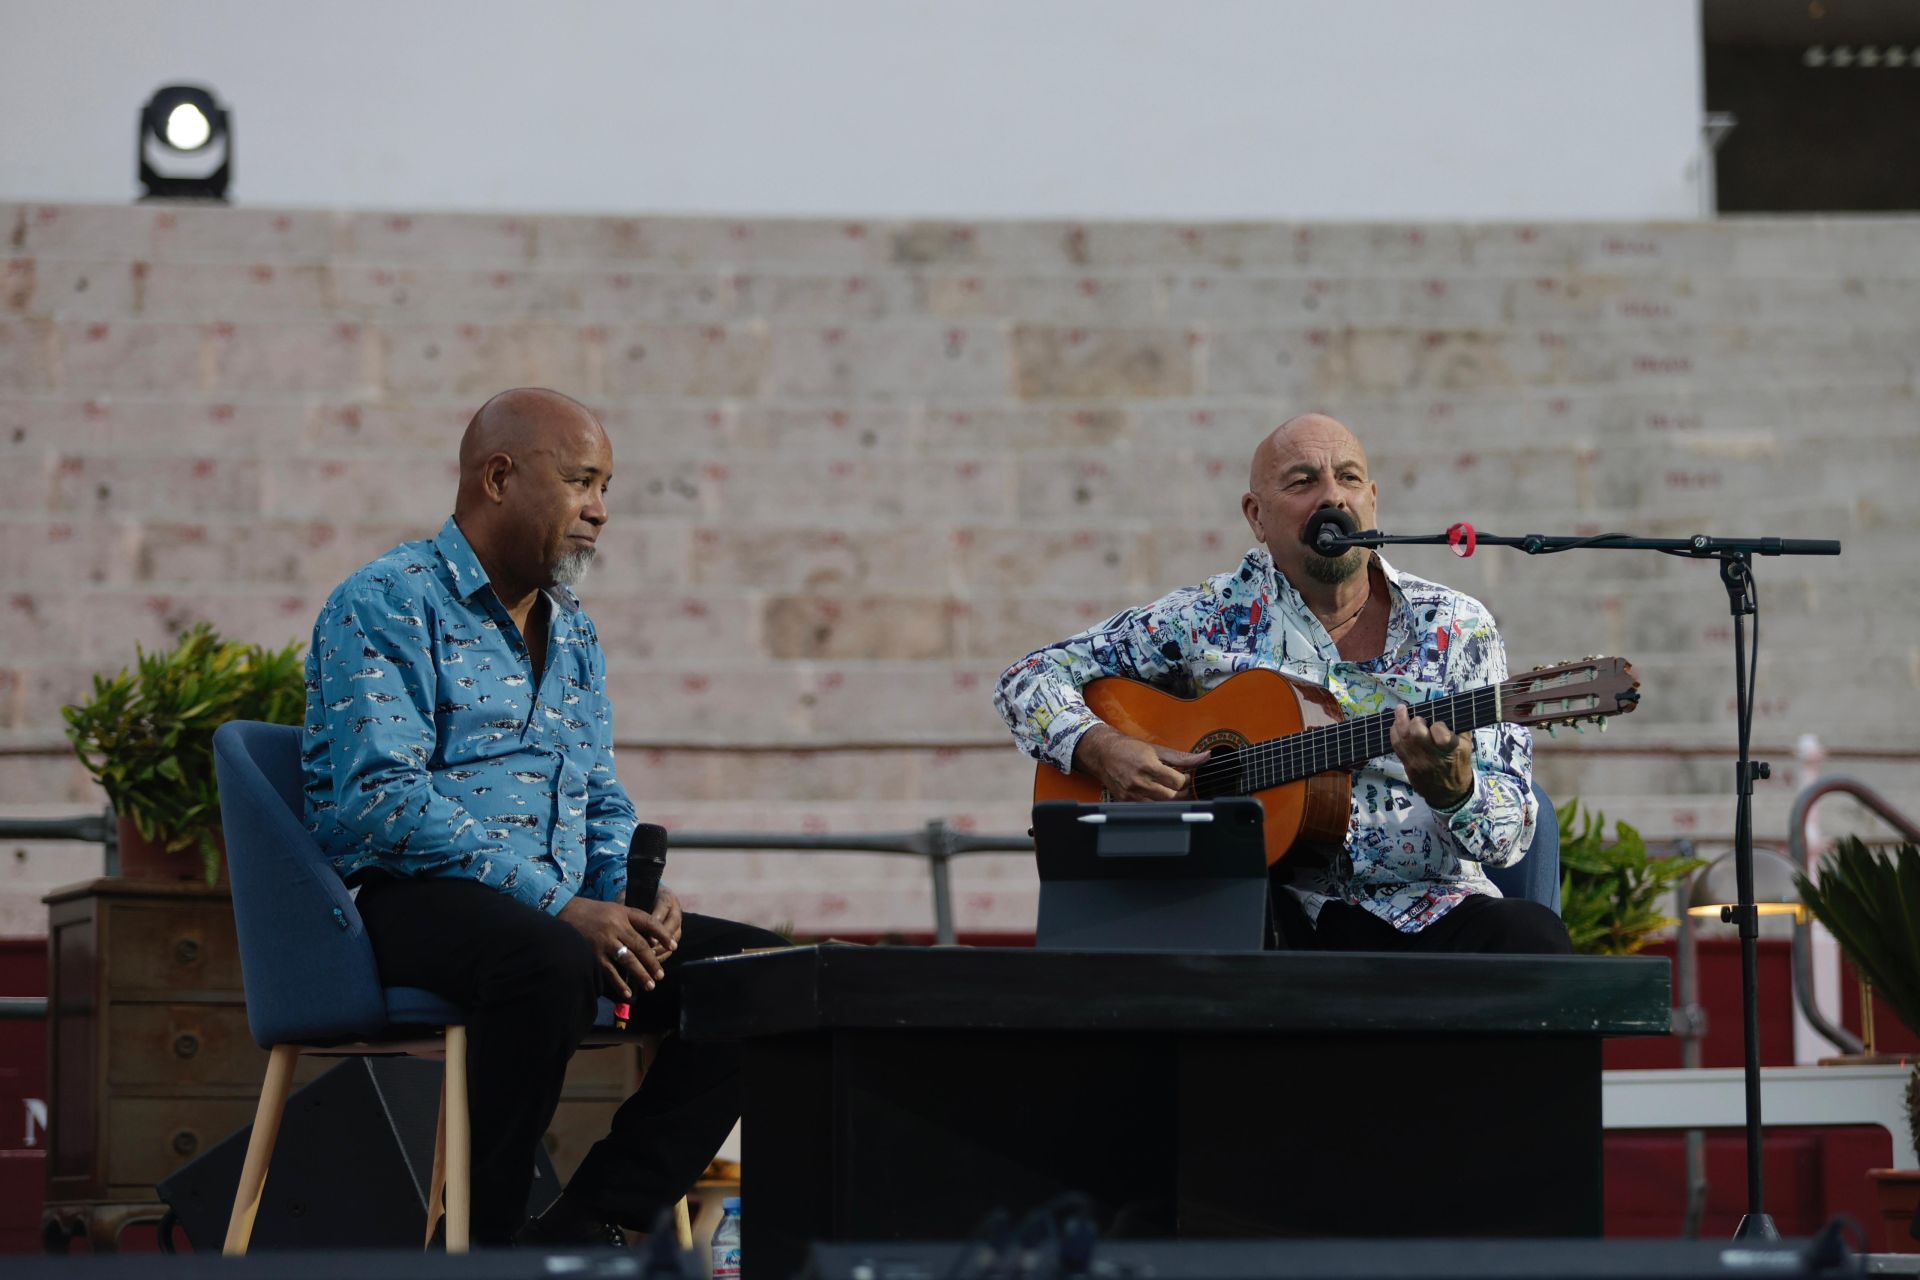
[
  {"xmin": 1179, "ymin": 663, "xmax": 1623, "ymax": 794},
  {"xmin": 1185, "ymin": 684, "xmax": 1506, "ymax": 795},
  {"xmin": 1186, "ymin": 684, "xmax": 1494, "ymax": 792}
]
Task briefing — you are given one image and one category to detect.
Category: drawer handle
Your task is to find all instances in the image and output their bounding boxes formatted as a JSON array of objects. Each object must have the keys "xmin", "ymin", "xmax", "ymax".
[
  {"xmin": 173, "ymin": 1032, "xmax": 201, "ymax": 1059},
  {"xmin": 172, "ymin": 1130, "xmax": 199, "ymax": 1156},
  {"xmin": 173, "ymin": 938, "xmax": 201, "ymax": 966}
]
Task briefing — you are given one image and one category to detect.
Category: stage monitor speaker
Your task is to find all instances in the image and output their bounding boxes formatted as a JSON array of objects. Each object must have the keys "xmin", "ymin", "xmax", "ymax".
[
  {"xmin": 157, "ymin": 1057, "xmax": 560, "ymax": 1250},
  {"xmin": 802, "ymin": 1236, "xmax": 1857, "ymax": 1280}
]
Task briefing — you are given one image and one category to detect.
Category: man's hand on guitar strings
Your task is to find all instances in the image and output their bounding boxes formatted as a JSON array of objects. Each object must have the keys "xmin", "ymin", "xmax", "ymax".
[
  {"xmin": 1073, "ymin": 724, "xmax": 1213, "ymax": 802},
  {"xmin": 1390, "ymin": 704, "xmax": 1475, "ymax": 810}
]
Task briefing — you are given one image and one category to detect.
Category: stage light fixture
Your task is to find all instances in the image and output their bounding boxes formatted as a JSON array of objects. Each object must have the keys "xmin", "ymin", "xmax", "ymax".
[
  {"xmin": 1686, "ymin": 848, "xmax": 1807, "ymax": 921},
  {"xmin": 138, "ymin": 84, "xmax": 231, "ymax": 202},
  {"xmin": 164, "ymin": 102, "xmax": 212, "ymax": 150}
]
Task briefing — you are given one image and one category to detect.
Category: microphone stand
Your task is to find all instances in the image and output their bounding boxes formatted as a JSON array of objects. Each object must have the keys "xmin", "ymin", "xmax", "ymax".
[{"xmin": 1323, "ymin": 525, "xmax": 1842, "ymax": 1240}]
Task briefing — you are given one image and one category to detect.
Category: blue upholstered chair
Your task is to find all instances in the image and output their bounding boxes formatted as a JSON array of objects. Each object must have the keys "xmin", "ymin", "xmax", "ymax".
[
  {"xmin": 213, "ymin": 719, "xmax": 481, "ymax": 1252},
  {"xmin": 212, "ymin": 720, "xmax": 648, "ymax": 1254},
  {"xmin": 1485, "ymin": 779, "xmax": 1563, "ymax": 915}
]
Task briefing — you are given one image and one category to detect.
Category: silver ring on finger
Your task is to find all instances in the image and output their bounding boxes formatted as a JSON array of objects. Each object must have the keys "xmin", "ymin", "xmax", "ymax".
[{"xmin": 612, "ymin": 944, "xmax": 631, "ymax": 961}]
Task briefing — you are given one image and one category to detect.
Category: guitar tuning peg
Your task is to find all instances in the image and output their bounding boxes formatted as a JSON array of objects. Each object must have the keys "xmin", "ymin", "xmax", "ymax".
[
  {"xmin": 1597, "ymin": 717, "xmax": 1608, "ymax": 733},
  {"xmin": 1572, "ymin": 721, "xmax": 1585, "ymax": 734},
  {"xmin": 1544, "ymin": 724, "xmax": 1557, "ymax": 738}
]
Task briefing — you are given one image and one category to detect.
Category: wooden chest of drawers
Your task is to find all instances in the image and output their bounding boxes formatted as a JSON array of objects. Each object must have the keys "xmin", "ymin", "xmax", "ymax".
[{"xmin": 40, "ymin": 877, "xmax": 634, "ymax": 1251}]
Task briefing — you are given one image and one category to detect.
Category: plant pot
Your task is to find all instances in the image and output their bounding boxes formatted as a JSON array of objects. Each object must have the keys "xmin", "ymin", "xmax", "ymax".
[
  {"xmin": 1869, "ymin": 1169, "xmax": 1920, "ymax": 1254},
  {"xmin": 116, "ymin": 815, "xmax": 225, "ymax": 883}
]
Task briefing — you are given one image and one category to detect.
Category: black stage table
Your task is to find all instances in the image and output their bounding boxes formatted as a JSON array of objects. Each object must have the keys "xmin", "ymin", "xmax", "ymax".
[{"xmin": 680, "ymin": 945, "xmax": 1672, "ymax": 1279}]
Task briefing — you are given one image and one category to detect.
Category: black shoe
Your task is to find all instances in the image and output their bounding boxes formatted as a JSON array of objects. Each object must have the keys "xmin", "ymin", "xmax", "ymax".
[{"xmin": 516, "ymin": 1195, "xmax": 629, "ymax": 1249}]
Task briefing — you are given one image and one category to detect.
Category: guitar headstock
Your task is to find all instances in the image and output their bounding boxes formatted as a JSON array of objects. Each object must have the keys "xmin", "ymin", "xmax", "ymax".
[{"xmin": 1507, "ymin": 656, "xmax": 1641, "ymax": 735}]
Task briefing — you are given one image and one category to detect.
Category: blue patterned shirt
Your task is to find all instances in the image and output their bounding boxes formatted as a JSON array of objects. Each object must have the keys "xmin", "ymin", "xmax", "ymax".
[
  {"xmin": 301, "ymin": 516, "xmax": 638, "ymax": 914},
  {"xmin": 993, "ymin": 547, "xmax": 1536, "ymax": 933}
]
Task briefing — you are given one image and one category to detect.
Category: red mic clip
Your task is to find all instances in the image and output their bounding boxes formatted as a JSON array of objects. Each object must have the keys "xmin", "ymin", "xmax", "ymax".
[{"xmin": 1446, "ymin": 522, "xmax": 1477, "ymax": 557}]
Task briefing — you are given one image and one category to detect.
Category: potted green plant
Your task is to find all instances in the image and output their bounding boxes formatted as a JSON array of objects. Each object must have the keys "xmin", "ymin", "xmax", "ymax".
[
  {"xmin": 63, "ymin": 623, "xmax": 306, "ymax": 883},
  {"xmin": 1795, "ymin": 837, "xmax": 1920, "ymax": 1252},
  {"xmin": 1557, "ymin": 801, "xmax": 1706, "ymax": 956}
]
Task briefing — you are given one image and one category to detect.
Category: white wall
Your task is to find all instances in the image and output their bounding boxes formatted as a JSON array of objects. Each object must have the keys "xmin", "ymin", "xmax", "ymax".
[{"xmin": 0, "ymin": 0, "xmax": 1703, "ymax": 220}]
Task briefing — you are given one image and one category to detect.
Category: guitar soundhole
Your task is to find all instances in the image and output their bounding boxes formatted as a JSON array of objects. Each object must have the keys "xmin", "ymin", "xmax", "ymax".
[{"xmin": 1190, "ymin": 730, "xmax": 1250, "ymax": 800}]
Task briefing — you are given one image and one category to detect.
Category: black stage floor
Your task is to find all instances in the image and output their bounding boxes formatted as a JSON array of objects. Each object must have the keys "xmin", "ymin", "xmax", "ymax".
[{"xmin": 0, "ymin": 1236, "xmax": 1907, "ymax": 1279}]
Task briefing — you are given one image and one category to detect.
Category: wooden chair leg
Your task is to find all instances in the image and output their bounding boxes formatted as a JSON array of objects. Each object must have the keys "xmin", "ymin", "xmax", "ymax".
[
  {"xmin": 222, "ymin": 1044, "xmax": 299, "ymax": 1255},
  {"xmin": 674, "ymin": 1197, "xmax": 693, "ymax": 1250},
  {"xmin": 424, "ymin": 1058, "xmax": 449, "ymax": 1248},
  {"xmin": 690, "ymin": 1189, "xmax": 729, "ymax": 1254},
  {"xmin": 443, "ymin": 1026, "xmax": 470, "ymax": 1254}
]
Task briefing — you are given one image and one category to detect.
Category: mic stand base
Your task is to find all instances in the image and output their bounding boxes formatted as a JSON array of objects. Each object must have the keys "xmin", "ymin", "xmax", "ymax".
[{"xmin": 1733, "ymin": 1212, "xmax": 1780, "ymax": 1241}]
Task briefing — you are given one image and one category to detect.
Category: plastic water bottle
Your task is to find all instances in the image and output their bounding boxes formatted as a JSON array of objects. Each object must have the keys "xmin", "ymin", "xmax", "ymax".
[{"xmin": 710, "ymin": 1196, "xmax": 742, "ymax": 1279}]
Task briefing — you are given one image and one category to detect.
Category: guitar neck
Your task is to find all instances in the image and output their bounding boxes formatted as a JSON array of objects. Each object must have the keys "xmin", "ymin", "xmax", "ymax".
[{"xmin": 1245, "ymin": 682, "xmax": 1512, "ymax": 790}]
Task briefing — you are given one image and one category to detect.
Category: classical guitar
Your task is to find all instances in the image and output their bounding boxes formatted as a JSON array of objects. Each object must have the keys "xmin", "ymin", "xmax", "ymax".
[{"xmin": 1032, "ymin": 657, "xmax": 1641, "ymax": 867}]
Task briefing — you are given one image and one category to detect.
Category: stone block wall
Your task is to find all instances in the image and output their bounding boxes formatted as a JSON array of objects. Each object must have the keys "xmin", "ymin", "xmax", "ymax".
[{"xmin": 3, "ymin": 205, "xmax": 1916, "ymax": 936}]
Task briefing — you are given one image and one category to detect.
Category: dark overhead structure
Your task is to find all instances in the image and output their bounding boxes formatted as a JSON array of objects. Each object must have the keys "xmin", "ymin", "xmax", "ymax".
[
  {"xmin": 1704, "ymin": 0, "xmax": 1920, "ymax": 211},
  {"xmin": 138, "ymin": 83, "xmax": 231, "ymax": 202}
]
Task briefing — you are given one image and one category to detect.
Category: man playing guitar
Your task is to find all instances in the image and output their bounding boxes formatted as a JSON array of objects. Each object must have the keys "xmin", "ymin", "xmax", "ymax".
[{"xmin": 993, "ymin": 414, "xmax": 1574, "ymax": 954}]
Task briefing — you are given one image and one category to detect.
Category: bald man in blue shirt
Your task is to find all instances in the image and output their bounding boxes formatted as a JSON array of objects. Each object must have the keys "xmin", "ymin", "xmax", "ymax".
[{"xmin": 304, "ymin": 388, "xmax": 782, "ymax": 1246}]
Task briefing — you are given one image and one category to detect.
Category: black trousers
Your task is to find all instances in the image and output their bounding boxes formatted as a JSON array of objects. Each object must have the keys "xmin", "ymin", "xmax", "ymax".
[
  {"xmin": 355, "ymin": 876, "xmax": 784, "ymax": 1242},
  {"xmin": 1274, "ymin": 889, "xmax": 1573, "ymax": 954}
]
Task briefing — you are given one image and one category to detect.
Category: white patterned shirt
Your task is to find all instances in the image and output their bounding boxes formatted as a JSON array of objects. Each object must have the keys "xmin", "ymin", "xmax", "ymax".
[{"xmin": 993, "ymin": 547, "xmax": 1536, "ymax": 933}]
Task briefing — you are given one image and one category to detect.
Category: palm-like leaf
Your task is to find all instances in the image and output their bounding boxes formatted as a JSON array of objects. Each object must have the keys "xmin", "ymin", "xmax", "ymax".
[{"xmin": 1794, "ymin": 838, "xmax": 1920, "ymax": 1044}]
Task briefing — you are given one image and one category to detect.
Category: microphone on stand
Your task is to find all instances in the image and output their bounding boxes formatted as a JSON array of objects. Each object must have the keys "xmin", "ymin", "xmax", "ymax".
[
  {"xmin": 1304, "ymin": 507, "xmax": 1361, "ymax": 557},
  {"xmin": 614, "ymin": 823, "xmax": 669, "ymax": 1030}
]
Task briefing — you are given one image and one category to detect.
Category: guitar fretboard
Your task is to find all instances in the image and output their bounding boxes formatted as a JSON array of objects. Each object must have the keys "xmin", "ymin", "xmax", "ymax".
[{"xmin": 1192, "ymin": 682, "xmax": 1512, "ymax": 797}]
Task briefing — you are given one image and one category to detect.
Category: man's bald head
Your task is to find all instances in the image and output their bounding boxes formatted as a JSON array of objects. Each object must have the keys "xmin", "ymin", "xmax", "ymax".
[
  {"xmin": 1241, "ymin": 412, "xmax": 1379, "ymax": 590},
  {"xmin": 456, "ymin": 387, "xmax": 605, "ymax": 512},
  {"xmin": 1248, "ymin": 413, "xmax": 1368, "ymax": 493},
  {"xmin": 452, "ymin": 388, "xmax": 614, "ymax": 599}
]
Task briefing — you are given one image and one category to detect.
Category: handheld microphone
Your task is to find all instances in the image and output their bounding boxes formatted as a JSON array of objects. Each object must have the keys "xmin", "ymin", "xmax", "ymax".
[
  {"xmin": 625, "ymin": 823, "xmax": 668, "ymax": 913},
  {"xmin": 1304, "ymin": 507, "xmax": 1359, "ymax": 557},
  {"xmin": 614, "ymin": 823, "xmax": 669, "ymax": 1030}
]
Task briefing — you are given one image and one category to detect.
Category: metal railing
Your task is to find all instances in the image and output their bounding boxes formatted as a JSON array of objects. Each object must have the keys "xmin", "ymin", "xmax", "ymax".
[
  {"xmin": 1786, "ymin": 775, "xmax": 1920, "ymax": 1056},
  {"xmin": 0, "ymin": 812, "xmax": 116, "ymax": 1020},
  {"xmin": 0, "ymin": 810, "xmax": 115, "ymax": 857},
  {"xmin": 0, "ymin": 811, "xmax": 1038, "ymax": 946},
  {"xmin": 0, "ymin": 812, "xmax": 1036, "ymax": 1021},
  {"xmin": 1670, "ymin": 857, "xmax": 1707, "ymax": 1239},
  {"xmin": 665, "ymin": 822, "xmax": 1034, "ymax": 945},
  {"xmin": 19, "ymin": 776, "xmax": 1902, "ymax": 1030}
]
